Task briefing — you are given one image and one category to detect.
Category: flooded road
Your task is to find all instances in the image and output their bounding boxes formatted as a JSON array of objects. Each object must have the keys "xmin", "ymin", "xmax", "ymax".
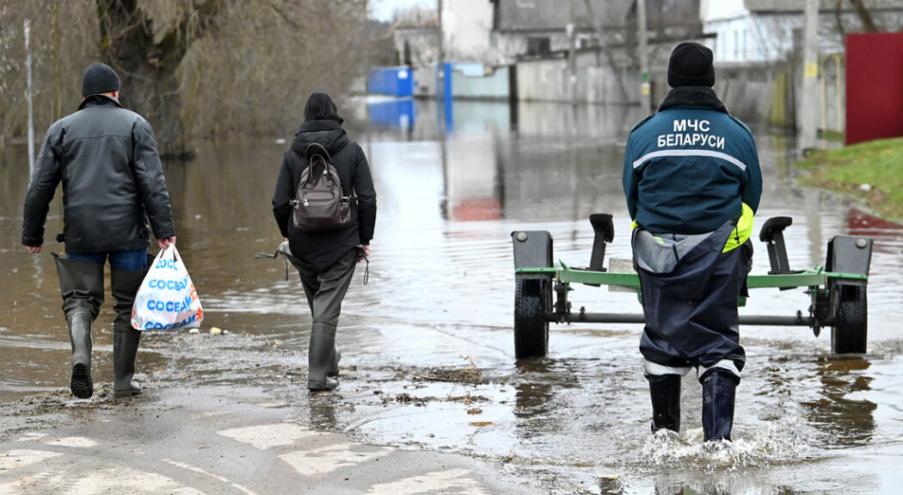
[{"xmin": 2, "ymin": 99, "xmax": 903, "ymax": 494}]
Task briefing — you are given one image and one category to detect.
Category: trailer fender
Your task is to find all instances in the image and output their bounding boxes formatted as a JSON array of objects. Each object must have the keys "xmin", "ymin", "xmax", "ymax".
[
  {"xmin": 512, "ymin": 231, "xmax": 553, "ymax": 278},
  {"xmin": 826, "ymin": 235, "xmax": 873, "ymax": 281}
]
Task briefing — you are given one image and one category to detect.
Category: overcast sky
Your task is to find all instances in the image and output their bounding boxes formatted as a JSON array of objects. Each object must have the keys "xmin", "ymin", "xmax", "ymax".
[{"xmin": 370, "ymin": 0, "xmax": 436, "ymax": 21}]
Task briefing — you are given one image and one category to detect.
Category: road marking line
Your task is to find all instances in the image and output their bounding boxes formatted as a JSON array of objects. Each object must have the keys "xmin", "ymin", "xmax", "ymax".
[
  {"xmin": 365, "ymin": 468, "xmax": 490, "ymax": 495},
  {"xmin": 217, "ymin": 423, "xmax": 321, "ymax": 450},
  {"xmin": 279, "ymin": 443, "xmax": 390, "ymax": 477},
  {"xmin": 163, "ymin": 458, "xmax": 258, "ymax": 495},
  {"xmin": 14, "ymin": 433, "xmax": 48, "ymax": 442},
  {"xmin": 44, "ymin": 437, "xmax": 97, "ymax": 448},
  {"xmin": 63, "ymin": 467, "xmax": 204, "ymax": 495},
  {"xmin": 0, "ymin": 466, "xmax": 202, "ymax": 495},
  {"xmin": 0, "ymin": 449, "xmax": 60, "ymax": 471},
  {"xmin": 191, "ymin": 411, "xmax": 230, "ymax": 419}
]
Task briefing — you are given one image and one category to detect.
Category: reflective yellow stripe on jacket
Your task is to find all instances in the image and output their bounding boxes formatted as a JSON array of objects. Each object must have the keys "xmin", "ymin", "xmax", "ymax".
[{"xmin": 723, "ymin": 203, "xmax": 754, "ymax": 253}]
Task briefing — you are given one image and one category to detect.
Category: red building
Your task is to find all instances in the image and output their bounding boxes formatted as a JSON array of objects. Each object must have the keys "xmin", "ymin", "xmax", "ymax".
[{"xmin": 846, "ymin": 32, "xmax": 903, "ymax": 145}]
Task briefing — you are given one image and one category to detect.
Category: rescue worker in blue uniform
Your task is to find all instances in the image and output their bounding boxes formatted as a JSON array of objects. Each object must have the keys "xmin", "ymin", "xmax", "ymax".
[{"xmin": 622, "ymin": 42, "xmax": 763, "ymax": 442}]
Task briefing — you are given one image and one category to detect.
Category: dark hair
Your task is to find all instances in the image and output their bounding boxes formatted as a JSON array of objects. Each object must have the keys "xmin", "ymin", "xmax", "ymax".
[{"xmin": 304, "ymin": 92, "xmax": 343, "ymax": 123}]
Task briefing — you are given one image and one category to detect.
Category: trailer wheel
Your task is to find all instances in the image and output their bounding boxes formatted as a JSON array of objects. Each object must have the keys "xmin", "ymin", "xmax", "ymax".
[
  {"xmin": 514, "ymin": 278, "xmax": 550, "ymax": 359},
  {"xmin": 831, "ymin": 285, "xmax": 868, "ymax": 354}
]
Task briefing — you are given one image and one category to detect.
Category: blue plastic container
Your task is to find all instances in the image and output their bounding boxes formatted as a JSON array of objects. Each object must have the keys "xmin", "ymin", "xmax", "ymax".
[
  {"xmin": 367, "ymin": 98, "xmax": 415, "ymax": 130},
  {"xmin": 367, "ymin": 66, "xmax": 414, "ymax": 97}
]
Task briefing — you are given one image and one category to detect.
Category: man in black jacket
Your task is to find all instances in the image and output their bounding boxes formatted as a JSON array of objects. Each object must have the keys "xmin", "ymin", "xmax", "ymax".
[
  {"xmin": 272, "ymin": 93, "xmax": 377, "ymax": 391},
  {"xmin": 22, "ymin": 62, "xmax": 176, "ymax": 399}
]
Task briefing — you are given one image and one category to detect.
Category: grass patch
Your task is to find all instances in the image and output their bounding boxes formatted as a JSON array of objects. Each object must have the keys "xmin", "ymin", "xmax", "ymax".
[
  {"xmin": 819, "ymin": 129, "xmax": 845, "ymax": 142},
  {"xmin": 796, "ymin": 137, "xmax": 903, "ymax": 220}
]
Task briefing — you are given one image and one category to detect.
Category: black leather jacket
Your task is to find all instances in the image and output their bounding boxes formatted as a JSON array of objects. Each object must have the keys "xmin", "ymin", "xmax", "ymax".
[{"xmin": 22, "ymin": 96, "xmax": 175, "ymax": 254}]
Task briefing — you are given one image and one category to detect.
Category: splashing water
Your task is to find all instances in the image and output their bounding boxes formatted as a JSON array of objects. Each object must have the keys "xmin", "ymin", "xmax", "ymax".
[{"xmin": 635, "ymin": 419, "xmax": 812, "ymax": 472}]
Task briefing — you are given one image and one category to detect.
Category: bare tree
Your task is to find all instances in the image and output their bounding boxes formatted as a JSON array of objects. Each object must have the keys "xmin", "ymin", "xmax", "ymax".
[
  {"xmin": 96, "ymin": 0, "xmax": 224, "ymax": 158},
  {"xmin": 582, "ymin": 0, "xmax": 629, "ymax": 101},
  {"xmin": 179, "ymin": 0, "xmax": 369, "ymax": 140},
  {"xmin": 1, "ymin": 0, "xmax": 371, "ymax": 157},
  {"xmin": 0, "ymin": 2, "xmax": 97, "ymax": 143},
  {"xmin": 848, "ymin": 0, "xmax": 881, "ymax": 31}
]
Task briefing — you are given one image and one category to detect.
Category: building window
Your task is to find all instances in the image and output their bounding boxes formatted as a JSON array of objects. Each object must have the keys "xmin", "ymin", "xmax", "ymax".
[
  {"xmin": 715, "ymin": 31, "xmax": 727, "ymax": 60},
  {"xmin": 526, "ymin": 37, "xmax": 551, "ymax": 55},
  {"xmin": 742, "ymin": 30, "xmax": 747, "ymax": 60}
]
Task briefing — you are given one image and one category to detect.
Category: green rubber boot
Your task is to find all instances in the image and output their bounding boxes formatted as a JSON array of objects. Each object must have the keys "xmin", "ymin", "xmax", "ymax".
[
  {"xmin": 111, "ymin": 262, "xmax": 150, "ymax": 399},
  {"xmin": 53, "ymin": 255, "xmax": 104, "ymax": 399},
  {"xmin": 328, "ymin": 349, "xmax": 341, "ymax": 378},
  {"xmin": 308, "ymin": 322, "xmax": 339, "ymax": 391}
]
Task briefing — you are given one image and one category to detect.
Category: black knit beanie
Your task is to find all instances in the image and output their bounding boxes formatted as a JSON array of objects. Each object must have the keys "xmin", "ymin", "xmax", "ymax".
[
  {"xmin": 667, "ymin": 42, "xmax": 715, "ymax": 88},
  {"xmin": 81, "ymin": 63, "xmax": 121, "ymax": 97}
]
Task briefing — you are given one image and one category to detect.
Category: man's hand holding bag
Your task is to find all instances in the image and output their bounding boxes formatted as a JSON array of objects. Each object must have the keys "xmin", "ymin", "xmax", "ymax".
[{"xmin": 132, "ymin": 245, "xmax": 204, "ymax": 331}]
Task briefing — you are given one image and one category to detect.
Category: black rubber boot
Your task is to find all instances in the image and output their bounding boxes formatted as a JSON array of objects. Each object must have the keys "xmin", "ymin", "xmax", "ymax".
[
  {"xmin": 646, "ymin": 374, "xmax": 682, "ymax": 433},
  {"xmin": 68, "ymin": 312, "xmax": 94, "ymax": 399},
  {"xmin": 111, "ymin": 264, "xmax": 150, "ymax": 399},
  {"xmin": 701, "ymin": 368, "xmax": 740, "ymax": 442},
  {"xmin": 328, "ymin": 349, "xmax": 341, "ymax": 378},
  {"xmin": 54, "ymin": 255, "xmax": 104, "ymax": 399},
  {"xmin": 308, "ymin": 322, "xmax": 338, "ymax": 391}
]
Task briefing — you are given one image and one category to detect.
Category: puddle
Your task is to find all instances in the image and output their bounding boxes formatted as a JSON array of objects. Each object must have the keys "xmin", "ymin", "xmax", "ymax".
[{"xmin": 2, "ymin": 99, "xmax": 903, "ymax": 493}]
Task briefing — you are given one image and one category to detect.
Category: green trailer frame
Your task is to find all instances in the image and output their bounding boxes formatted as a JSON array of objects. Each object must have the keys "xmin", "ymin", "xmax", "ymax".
[{"xmin": 511, "ymin": 215, "xmax": 874, "ymax": 359}]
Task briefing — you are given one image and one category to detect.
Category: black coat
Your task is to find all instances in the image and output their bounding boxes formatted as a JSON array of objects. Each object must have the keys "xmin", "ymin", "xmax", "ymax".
[
  {"xmin": 22, "ymin": 96, "xmax": 175, "ymax": 253},
  {"xmin": 272, "ymin": 120, "xmax": 377, "ymax": 272}
]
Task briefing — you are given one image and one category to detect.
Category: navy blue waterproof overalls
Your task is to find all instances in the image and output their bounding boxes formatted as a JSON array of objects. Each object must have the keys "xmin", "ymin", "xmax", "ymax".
[{"xmin": 623, "ymin": 86, "xmax": 762, "ymax": 441}]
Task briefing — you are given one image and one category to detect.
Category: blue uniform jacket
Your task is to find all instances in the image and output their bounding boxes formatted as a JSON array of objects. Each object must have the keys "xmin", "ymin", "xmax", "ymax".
[{"xmin": 623, "ymin": 90, "xmax": 762, "ymax": 235}]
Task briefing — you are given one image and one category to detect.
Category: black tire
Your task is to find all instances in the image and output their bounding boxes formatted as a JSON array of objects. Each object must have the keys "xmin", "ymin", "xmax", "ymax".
[
  {"xmin": 831, "ymin": 284, "xmax": 868, "ymax": 354},
  {"xmin": 514, "ymin": 278, "xmax": 550, "ymax": 359}
]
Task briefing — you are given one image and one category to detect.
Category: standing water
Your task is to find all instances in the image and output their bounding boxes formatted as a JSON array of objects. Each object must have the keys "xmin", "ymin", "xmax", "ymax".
[{"xmin": 1, "ymin": 99, "xmax": 902, "ymax": 493}]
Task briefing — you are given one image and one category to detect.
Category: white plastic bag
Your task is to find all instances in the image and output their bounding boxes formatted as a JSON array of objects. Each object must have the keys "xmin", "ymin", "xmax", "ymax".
[{"xmin": 132, "ymin": 245, "xmax": 204, "ymax": 331}]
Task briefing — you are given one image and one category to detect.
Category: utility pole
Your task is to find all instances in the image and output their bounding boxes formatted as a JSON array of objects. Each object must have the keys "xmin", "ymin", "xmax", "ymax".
[
  {"xmin": 567, "ymin": 23, "xmax": 577, "ymax": 103},
  {"xmin": 636, "ymin": 0, "xmax": 651, "ymax": 113},
  {"xmin": 437, "ymin": 0, "xmax": 443, "ymax": 64},
  {"xmin": 25, "ymin": 19, "xmax": 35, "ymax": 177},
  {"xmin": 799, "ymin": 0, "xmax": 820, "ymax": 152},
  {"xmin": 583, "ymin": 0, "xmax": 629, "ymax": 101},
  {"xmin": 437, "ymin": 0, "xmax": 447, "ymax": 109}
]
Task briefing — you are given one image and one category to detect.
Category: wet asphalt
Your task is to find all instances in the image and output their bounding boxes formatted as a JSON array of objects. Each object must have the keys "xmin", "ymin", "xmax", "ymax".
[
  {"xmin": 1, "ymin": 384, "xmax": 540, "ymax": 494},
  {"xmin": 2, "ymin": 100, "xmax": 903, "ymax": 494}
]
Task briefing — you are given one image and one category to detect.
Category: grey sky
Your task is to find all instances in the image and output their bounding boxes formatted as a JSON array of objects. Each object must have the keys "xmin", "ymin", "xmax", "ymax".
[{"xmin": 370, "ymin": 0, "xmax": 436, "ymax": 21}]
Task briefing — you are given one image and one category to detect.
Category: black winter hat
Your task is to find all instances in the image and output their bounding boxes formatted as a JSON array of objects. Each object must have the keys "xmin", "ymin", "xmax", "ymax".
[
  {"xmin": 667, "ymin": 42, "xmax": 715, "ymax": 88},
  {"xmin": 81, "ymin": 63, "xmax": 121, "ymax": 97}
]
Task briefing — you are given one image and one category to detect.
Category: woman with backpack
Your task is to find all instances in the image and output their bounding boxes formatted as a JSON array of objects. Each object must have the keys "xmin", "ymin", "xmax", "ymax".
[{"xmin": 272, "ymin": 92, "xmax": 377, "ymax": 391}]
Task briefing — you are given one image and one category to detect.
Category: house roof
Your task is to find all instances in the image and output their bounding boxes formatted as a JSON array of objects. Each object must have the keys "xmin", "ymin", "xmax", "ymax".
[
  {"xmin": 745, "ymin": 0, "xmax": 903, "ymax": 12},
  {"xmin": 492, "ymin": 0, "xmax": 633, "ymax": 32}
]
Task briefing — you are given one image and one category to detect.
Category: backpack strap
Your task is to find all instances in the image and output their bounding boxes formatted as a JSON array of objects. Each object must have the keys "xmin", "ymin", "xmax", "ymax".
[
  {"xmin": 303, "ymin": 143, "xmax": 333, "ymax": 185},
  {"xmin": 304, "ymin": 142, "xmax": 331, "ymax": 162}
]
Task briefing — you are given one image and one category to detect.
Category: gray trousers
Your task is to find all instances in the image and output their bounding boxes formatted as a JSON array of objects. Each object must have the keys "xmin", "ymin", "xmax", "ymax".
[
  {"xmin": 291, "ymin": 249, "xmax": 357, "ymax": 387},
  {"xmin": 295, "ymin": 249, "xmax": 357, "ymax": 327}
]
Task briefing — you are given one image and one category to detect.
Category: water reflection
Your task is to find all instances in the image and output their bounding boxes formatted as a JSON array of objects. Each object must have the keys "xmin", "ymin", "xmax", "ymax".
[
  {"xmin": 651, "ymin": 482, "xmax": 801, "ymax": 495},
  {"xmin": 308, "ymin": 393, "xmax": 340, "ymax": 431},
  {"xmin": 3, "ymin": 97, "xmax": 903, "ymax": 493},
  {"xmin": 513, "ymin": 360, "xmax": 556, "ymax": 421},
  {"xmin": 444, "ymin": 131, "xmax": 504, "ymax": 221},
  {"xmin": 367, "ymin": 97, "xmax": 415, "ymax": 132},
  {"xmin": 803, "ymin": 357, "xmax": 876, "ymax": 446}
]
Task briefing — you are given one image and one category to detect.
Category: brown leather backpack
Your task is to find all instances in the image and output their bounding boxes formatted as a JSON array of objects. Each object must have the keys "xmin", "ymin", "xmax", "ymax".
[{"xmin": 291, "ymin": 143, "xmax": 353, "ymax": 232}]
